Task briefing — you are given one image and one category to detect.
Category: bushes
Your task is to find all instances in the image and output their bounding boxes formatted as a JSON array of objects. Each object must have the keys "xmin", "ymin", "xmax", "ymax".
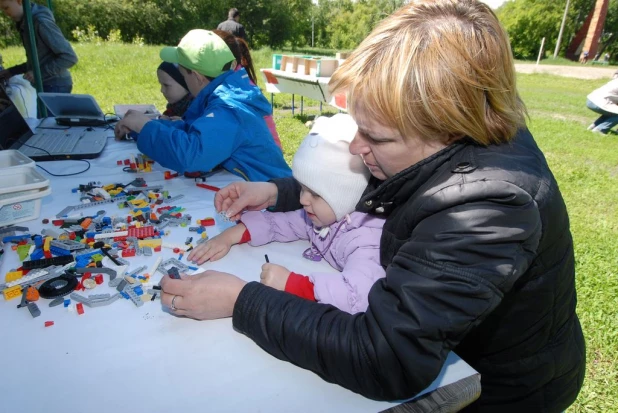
[{"xmin": 0, "ymin": 0, "xmax": 407, "ymax": 50}]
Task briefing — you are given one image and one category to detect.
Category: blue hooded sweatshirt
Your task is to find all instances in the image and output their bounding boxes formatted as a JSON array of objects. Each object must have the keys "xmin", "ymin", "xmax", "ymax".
[{"xmin": 138, "ymin": 68, "xmax": 291, "ymax": 182}]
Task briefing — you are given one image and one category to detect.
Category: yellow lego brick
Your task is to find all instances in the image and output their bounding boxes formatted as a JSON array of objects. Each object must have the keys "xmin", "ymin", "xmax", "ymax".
[
  {"xmin": 201, "ymin": 232, "xmax": 208, "ymax": 239},
  {"xmin": 5, "ymin": 270, "xmax": 23, "ymax": 283},
  {"xmin": 129, "ymin": 199, "xmax": 144, "ymax": 206},
  {"xmin": 103, "ymin": 184, "xmax": 116, "ymax": 191},
  {"xmin": 3, "ymin": 285, "xmax": 22, "ymax": 301},
  {"xmin": 109, "ymin": 189, "xmax": 122, "ymax": 196},
  {"xmin": 147, "ymin": 192, "xmax": 158, "ymax": 199},
  {"xmin": 43, "ymin": 236, "xmax": 52, "ymax": 252},
  {"xmin": 138, "ymin": 238, "xmax": 162, "ymax": 248}
]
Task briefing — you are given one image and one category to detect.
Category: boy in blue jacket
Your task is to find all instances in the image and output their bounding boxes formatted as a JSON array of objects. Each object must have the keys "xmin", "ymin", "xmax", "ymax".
[
  {"xmin": 0, "ymin": 0, "xmax": 78, "ymax": 93},
  {"xmin": 114, "ymin": 29, "xmax": 291, "ymax": 182}
]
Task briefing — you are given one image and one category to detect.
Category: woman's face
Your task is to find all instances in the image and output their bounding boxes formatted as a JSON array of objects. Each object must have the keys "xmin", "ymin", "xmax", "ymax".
[
  {"xmin": 157, "ymin": 70, "xmax": 188, "ymax": 104},
  {"xmin": 349, "ymin": 105, "xmax": 451, "ymax": 180}
]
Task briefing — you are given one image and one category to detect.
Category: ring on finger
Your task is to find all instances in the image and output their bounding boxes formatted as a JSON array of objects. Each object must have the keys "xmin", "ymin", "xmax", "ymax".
[{"xmin": 171, "ymin": 295, "xmax": 179, "ymax": 311}]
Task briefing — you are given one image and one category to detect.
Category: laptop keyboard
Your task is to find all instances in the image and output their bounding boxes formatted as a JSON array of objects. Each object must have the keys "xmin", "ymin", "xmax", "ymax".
[{"xmin": 25, "ymin": 131, "xmax": 82, "ymax": 154}]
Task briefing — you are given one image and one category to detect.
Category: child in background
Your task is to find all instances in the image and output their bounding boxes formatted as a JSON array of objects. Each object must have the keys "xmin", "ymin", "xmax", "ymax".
[
  {"xmin": 0, "ymin": 0, "xmax": 78, "ymax": 93},
  {"xmin": 157, "ymin": 62, "xmax": 193, "ymax": 118},
  {"xmin": 187, "ymin": 114, "xmax": 385, "ymax": 314},
  {"xmin": 212, "ymin": 29, "xmax": 281, "ymax": 149}
]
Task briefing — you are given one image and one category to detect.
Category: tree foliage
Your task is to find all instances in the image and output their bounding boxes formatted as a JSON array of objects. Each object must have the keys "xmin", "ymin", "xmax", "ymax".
[{"xmin": 0, "ymin": 0, "xmax": 408, "ymax": 50}]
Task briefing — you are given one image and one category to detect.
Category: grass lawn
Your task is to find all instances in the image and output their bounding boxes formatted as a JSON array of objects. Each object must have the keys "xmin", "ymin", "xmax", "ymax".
[{"xmin": 3, "ymin": 44, "xmax": 618, "ymax": 411}]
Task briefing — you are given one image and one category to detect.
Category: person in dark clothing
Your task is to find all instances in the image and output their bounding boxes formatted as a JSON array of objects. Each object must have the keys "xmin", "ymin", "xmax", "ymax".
[
  {"xmin": 0, "ymin": 0, "xmax": 78, "ymax": 93},
  {"xmin": 159, "ymin": 1, "xmax": 586, "ymax": 411},
  {"xmin": 217, "ymin": 7, "xmax": 246, "ymax": 40}
]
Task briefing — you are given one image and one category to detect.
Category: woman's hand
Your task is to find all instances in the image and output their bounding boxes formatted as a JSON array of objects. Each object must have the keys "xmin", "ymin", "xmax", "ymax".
[
  {"xmin": 160, "ymin": 270, "xmax": 247, "ymax": 320},
  {"xmin": 214, "ymin": 181, "xmax": 279, "ymax": 221},
  {"xmin": 260, "ymin": 263, "xmax": 291, "ymax": 291}
]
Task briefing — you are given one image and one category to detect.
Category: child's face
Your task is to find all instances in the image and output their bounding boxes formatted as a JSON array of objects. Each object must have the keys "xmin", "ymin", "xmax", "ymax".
[
  {"xmin": 299, "ymin": 184, "xmax": 337, "ymax": 228},
  {"xmin": 0, "ymin": 0, "xmax": 24, "ymax": 22},
  {"xmin": 157, "ymin": 69, "xmax": 188, "ymax": 104}
]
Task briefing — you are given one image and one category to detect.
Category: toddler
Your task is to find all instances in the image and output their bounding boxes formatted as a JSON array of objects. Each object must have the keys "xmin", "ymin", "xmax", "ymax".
[
  {"xmin": 188, "ymin": 114, "xmax": 385, "ymax": 313},
  {"xmin": 157, "ymin": 62, "xmax": 193, "ymax": 118}
]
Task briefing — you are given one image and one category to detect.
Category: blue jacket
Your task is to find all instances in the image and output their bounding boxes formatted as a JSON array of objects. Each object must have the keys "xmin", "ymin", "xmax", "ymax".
[{"xmin": 138, "ymin": 69, "xmax": 291, "ymax": 181}]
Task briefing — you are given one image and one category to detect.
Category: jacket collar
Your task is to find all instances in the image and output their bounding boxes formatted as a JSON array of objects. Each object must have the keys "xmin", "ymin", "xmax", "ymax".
[{"xmin": 356, "ymin": 141, "xmax": 469, "ymax": 216}]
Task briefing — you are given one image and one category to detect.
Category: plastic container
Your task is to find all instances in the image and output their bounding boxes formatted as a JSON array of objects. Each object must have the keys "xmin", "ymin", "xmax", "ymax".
[
  {"xmin": 272, "ymin": 54, "xmax": 283, "ymax": 70},
  {"xmin": 0, "ymin": 167, "xmax": 51, "ymax": 227},
  {"xmin": 0, "ymin": 150, "xmax": 35, "ymax": 173}
]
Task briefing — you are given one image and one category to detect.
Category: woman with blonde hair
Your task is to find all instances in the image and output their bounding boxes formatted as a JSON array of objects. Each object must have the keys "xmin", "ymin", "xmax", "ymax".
[{"xmin": 161, "ymin": 1, "xmax": 585, "ymax": 410}]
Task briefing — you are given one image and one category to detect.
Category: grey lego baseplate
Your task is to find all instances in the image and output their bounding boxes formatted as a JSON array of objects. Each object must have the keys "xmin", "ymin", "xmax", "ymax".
[
  {"xmin": 50, "ymin": 239, "xmax": 88, "ymax": 251},
  {"xmin": 56, "ymin": 196, "xmax": 129, "ymax": 218}
]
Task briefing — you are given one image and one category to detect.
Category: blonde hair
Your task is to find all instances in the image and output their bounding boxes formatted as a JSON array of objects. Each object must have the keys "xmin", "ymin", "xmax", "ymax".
[{"xmin": 329, "ymin": 0, "xmax": 526, "ymax": 145}]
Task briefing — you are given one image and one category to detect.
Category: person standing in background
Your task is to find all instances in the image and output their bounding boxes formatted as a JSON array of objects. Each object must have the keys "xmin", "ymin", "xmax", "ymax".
[
  {"xmin": 217, "ymin": 8, "xmax": 247, "ymax": 40},
  {"xmin": 0, "ymin": 0, "xmax": 78, "ymax": 93}
]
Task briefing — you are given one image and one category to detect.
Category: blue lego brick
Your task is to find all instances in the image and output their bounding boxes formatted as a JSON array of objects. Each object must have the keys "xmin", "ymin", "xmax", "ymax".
[
  {"xmin": 102, "ymin": 217, "xmax": 112, "ymax": 225},
  {"xmin": 133, "ymin": 286, "xmax": 144, "ymax": 296},
  {"xmin": 64, "ymin": 299, "xmax": 71, "ymax": 307},
  {"xmin": 120, "ymin": 291, "xmax": 130, "ymax": 299},
  {"xmin": 30, "ymin": 248, "xmax": 44, "ymax": 260},
  {"xmin": 86, "ymin": 232, "xmax": 96, "ymax": 239},
  {"xmin": 49, "ymin": 245, "xmax": 72, "ymax": 256},
  {"xmin": 33, "ymin": 235, "xmax": 43, "ymax": 248},
  {"xmin": 2, "ymin": 234, "xmax": 32, "ymax": 243}
]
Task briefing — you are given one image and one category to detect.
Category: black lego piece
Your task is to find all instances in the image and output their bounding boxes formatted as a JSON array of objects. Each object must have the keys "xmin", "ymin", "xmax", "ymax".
[
  {"xmin": 167, "ymin": 267, "xmax": 181, "ymax": 280},
  {"xmin": 22, "ymin": 255, "xmax": 74, "ymax": 270},
  {"xmin": 38, "ymin": 275, "xmax": 79, "ymax": 299}
]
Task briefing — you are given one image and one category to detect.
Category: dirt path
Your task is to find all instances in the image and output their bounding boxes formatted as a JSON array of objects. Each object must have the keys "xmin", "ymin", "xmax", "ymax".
[{"xmin": 515, "ymin": 63, "xmax": 616, "ymax": 79}]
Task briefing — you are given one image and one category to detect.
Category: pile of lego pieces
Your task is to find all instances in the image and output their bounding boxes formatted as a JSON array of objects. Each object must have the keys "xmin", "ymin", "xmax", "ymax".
[{"xmin": 1, "ymin": 177, "xmax": 221, "ymax": 324}]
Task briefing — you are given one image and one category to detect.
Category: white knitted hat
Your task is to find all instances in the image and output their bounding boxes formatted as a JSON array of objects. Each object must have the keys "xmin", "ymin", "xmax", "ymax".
[{"xmin": 292, "ymin": 114, "xmax": 370, "ymax": 221}]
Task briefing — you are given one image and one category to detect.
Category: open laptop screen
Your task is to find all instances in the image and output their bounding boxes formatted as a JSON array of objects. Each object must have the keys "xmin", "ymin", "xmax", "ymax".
[{"xmin": 0, "ymin": 84, "xmax": 33, "ymax": 151}]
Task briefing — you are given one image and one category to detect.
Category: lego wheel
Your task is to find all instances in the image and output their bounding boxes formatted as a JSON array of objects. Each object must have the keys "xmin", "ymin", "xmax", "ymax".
[{"xmin": 38, "ymin": 275, "xmax": 79, "ymax": 299}]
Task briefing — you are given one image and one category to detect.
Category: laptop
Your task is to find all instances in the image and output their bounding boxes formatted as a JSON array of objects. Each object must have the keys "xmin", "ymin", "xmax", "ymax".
[
  {"xmin": 38, "ymin": 92, "xmax": 109, "ymax": 126},
  {"xmin": 0, "ymin": 85, "xmax": 108, "ymax": 161},
  {"xmin": 114, "ymin": 104, "xmax": 160, "ymax": 119}
]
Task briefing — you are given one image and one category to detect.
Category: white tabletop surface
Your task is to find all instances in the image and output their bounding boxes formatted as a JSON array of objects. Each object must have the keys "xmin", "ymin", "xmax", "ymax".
[{"xmin": 0, "ymin": 126, "xmax": 477, "ymax": 413}]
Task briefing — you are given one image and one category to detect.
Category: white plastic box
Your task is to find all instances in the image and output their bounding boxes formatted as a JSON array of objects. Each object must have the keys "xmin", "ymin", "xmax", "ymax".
[
  {"xmin": 0, "ymin": 167, "xmax": 51, "ymax": 227},
  {"xmin": 0, "ymin": 150, "xmax": 35, "ymax": 172}
]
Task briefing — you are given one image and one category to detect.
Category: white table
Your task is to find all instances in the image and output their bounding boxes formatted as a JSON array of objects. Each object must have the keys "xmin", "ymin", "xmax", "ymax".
[
  {"xmin": 261, "ymin": 68, "xmax": 348, "ymax": 115},
  {"xmin": 0, "ymin": 132, "xmax": 479, "ymax": 412}
]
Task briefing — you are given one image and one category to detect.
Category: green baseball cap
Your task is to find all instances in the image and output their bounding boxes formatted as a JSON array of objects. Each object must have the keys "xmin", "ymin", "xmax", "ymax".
[{"xmin": 160, "ymin": 29, "xmax": 235, "ymax": 78}]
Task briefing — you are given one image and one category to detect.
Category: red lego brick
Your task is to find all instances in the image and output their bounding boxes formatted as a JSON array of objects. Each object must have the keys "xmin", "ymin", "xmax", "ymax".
[
  {"xmin": 94, "ymin": 274, "xmax": 104, "ymax": 284},
  {"xmin": 52, "ymin": 219, "xmax": 64, "ymax": 226},
  {"xmin": 44, "ymin": 321, "xmax": 54, "ymax": 327},
  {"xmin": 124, "ymin": 159, "xmax": 131, "ymax": 165},
  {"xmin": 200, "ymin": 218, "xmax": 215, "ymax": 227},
  {"xmin": 122, "ymin": 249, "xmax": 136, "ymax": 258},
  {"xmin": 117, "ymin": 160, "xmax": 123, "ymax": 166},
  {"xmin": 76, "ymin": 303, "xmax": 84, "ymax": 315}
]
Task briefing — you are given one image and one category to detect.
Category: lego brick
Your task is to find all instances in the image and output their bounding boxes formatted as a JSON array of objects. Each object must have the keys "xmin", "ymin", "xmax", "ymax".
[
  {"xmin": 27, "ymin": 303, "xmax": 41, "ymax": 318},
  {"xmin": 22, "ymin": 255, "xmax": 74, "ymax": 270}
]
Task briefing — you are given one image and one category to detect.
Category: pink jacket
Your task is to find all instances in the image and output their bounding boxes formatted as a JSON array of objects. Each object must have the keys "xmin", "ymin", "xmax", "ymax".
[{"xmin": 240, "ymin": 210, "xmax": 385, "ymax": 313}]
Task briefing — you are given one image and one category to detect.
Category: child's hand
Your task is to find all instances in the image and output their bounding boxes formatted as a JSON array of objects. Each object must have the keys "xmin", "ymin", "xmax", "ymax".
[
  {"xmin": 260, "ymin": 263, "xmax": 291, "ymax": 291},
  {"xmin": 187, "ymin": 235, "xmax": 233, "ymax": 264},
  {"xmin": 23, "ymin": 71, "xmax": 34, "ymax": 83}
]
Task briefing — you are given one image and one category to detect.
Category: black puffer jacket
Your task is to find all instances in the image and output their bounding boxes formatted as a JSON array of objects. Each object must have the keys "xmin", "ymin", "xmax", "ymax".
[{"xmin": 233, "ymin": 129, "xmax": 585, "ymax": 412}]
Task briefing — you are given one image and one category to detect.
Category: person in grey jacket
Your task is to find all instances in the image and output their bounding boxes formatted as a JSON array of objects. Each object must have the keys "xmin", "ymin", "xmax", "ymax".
[
  {"xmin": 188, "ymin": 114, "xmax": 385, "ymax": 314},
  {"xmin": 216, "ymin": 8, "xmax": 246, "ymax": 40},
  {"xmin": 0, "ymin": 0, "xmax": 78, "ymax": 93},
  {"xmin": 586, "ymin": 71, "xmax": 618, "ymax": 133},
  {"xmin": 161, "ymin": 0, "xmax": 585, "ymax": 411}
]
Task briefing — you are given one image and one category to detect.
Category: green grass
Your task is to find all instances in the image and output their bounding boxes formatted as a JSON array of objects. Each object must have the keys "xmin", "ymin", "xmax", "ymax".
[{"xmin": 3, "ymin": 43, "xmax": 618, "ymax": 411}]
